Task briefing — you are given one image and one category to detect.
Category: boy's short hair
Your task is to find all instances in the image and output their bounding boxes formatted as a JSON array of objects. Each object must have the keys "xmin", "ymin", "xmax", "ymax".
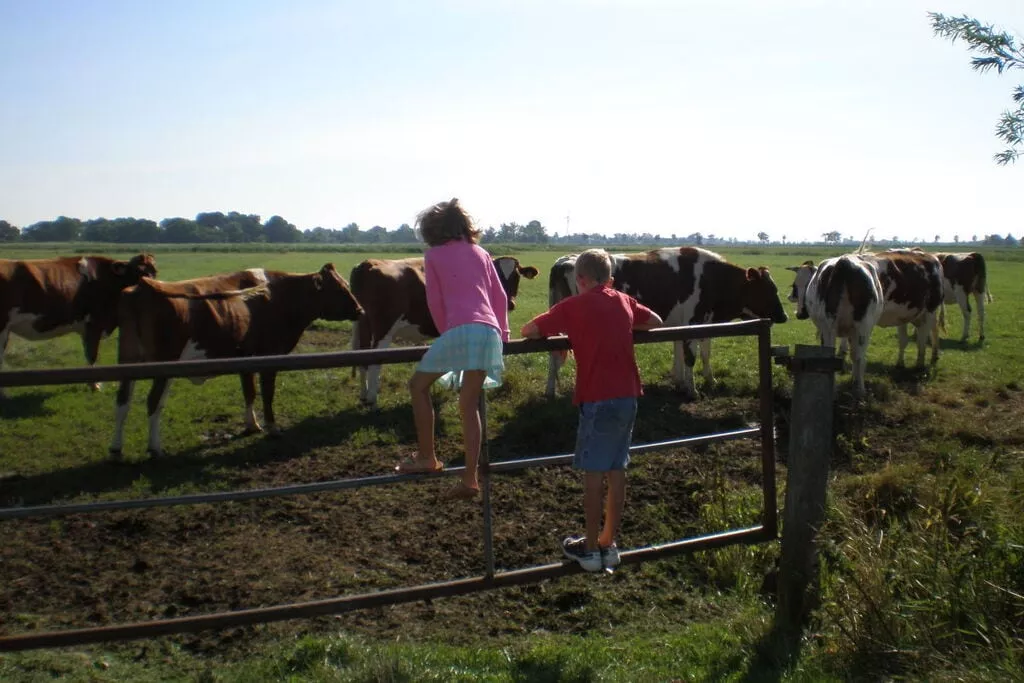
[
  {"xmin": 416, "ymin": 198, "xmax": 482, "ymax": 247},
  {"xmin": 575, "ymin": 249, "xmax": 612, "ymax": 285}
]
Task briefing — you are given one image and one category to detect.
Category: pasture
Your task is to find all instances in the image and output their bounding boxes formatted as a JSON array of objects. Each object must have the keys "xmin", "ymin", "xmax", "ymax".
[{"xmin": 1, "ymin": 244, "xmax": 1022, "ymax": 681}]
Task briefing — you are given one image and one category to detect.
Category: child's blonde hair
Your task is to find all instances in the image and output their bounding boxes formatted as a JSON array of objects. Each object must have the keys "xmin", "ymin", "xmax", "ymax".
[
  {"xmin": 574, "ymin": 249, "xmax": 612, "ymax": 285},
  {"xmin": 416, "ymin": 198, "xmax": 481, "ymax": 247}
]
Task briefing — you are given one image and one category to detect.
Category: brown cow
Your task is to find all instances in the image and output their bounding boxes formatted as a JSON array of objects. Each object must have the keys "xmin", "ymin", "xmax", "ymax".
[
  {"xmin": 546, "ymin": 247, "xmax": 788, "ymax": 399},
  {"xmin": 0, "ymin": 254, "xmax": 157, "ymax": 396},
  {"xmin": 935, "ymin": 252, "xmax": 992, "ymax": 343},
  {"xmin": 108, "ymin": 263, "xmax": 363, "ymax": 458},
  {"xmin": 349, "ymin": 255, "xmax": 538, "ymax": 406}
]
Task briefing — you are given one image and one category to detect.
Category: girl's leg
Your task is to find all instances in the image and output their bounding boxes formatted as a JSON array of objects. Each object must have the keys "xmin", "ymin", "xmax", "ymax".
[
  {"xmin": 456, "ymin": 370, "xmax": 487, "ymax": 490},
  {"xmin": 599, "ymin": 470, "xmax": 626, "ymax": 549},
  {"xmin": 408, "ymin": 371, "xmax": 443, "ymax": 469}
]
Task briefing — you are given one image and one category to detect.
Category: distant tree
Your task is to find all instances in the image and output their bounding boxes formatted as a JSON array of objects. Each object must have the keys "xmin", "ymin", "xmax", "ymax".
[
  {"xmin": 366, "ymin": 225, "xmax": 388, "ymax": 243},
  {"xmin": 931, "ymin": 13, "xmax": 1024, "ymax": 164},
  {"xmin": 22, "ymin": 216, "xmax": 82, "ymax": 241},
  {"xmin": 782, "ymin": 234, "xmax": 787, "ymax": 244},
  {"xmin": 972, "ymin": 234, "xmax": 978, "ymax": 242},
  {"xmin": 497, "ymin": 222, "xmax": 520, "ymax": 242},
  {"xmin": 892, "ymin": 235, "xmax": 899, "ymax": 244},
  {"xmin": 757, "ymin": 231, "xmax": 769, "ymax": 243},
  {"xmin": 264, "ymin": 215, "xmax": 301, "ymax": 243},
  {"xmin": 160, "ymin": 217, "xmax": 200, "ymax": 243},
  {"xmin": 954, "ymin": 234, "xmax": 960, "ymax": 243},
  {"xmin": 1006, "ymin": 233, "xmax": 1019, "ymax": 246},
  {"xmin": 935, "ymin": 234, "xmax": 941, "ymax": 243},
  {"xmin": 0, "ymin": 219, "xmax": 19, "ymax": 241},
  {"xmin": 392, "ymin": 223, "xmax": 417, "ymax": 243},
  {"xmin": 520, "ymin": 220, "xmax": 548, "ymax": 243},
  {"xmin": 340, "ymin": 222, "xmax": 362, "ymax": 243},
  {"xmin": 686, "ymin": 232, "xmax": 704, "ymax": 245},
  {"xmin": 481, "ymin": 226, "xmax": 497, "ymax": 243},
  {"xmin": 822, "ymin": 230, "xmax": 842, "ymax": 244}
]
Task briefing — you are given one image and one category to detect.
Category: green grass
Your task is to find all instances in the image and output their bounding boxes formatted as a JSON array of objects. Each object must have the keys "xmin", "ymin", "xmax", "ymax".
[{"xmin": 1, "ymin": 244, "xmax": 1023, "ymax": 681}]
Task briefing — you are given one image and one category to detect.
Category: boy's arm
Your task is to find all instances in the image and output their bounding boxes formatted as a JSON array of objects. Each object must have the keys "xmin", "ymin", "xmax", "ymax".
[
  {"xmin": 520, "ymin": 304, "xmax": 564, "ymax": 339},
  {"xmin": 632, "ymin": 301, "xmax": 663, "ymax": 331},
  {"xmin": 521, "ymin": 319, "xmax": 543, "ymax": 339}
]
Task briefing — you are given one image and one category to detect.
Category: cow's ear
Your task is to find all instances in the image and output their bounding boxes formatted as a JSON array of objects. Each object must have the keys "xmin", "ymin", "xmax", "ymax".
[
  {"xmin": 802, "ymin": 260, "xmax": 815, "ymax": 267},
  {"xmin": 111, "ymin": 262, "xmax": 127, "ymax": 276},
  {"xmin": 746, "ymin": 267, "xmax": 760, "ymax": 281},
  {"xmin": 312, "ymin": 273, "xmax": 324, "ymax": 290},
  {"xmin": 785, "ymin": 265, "xmax": 800, "ymax": 272},
  {"xmin": 321, "ymin": 262, "xmax": 335, "ymax": 274},
  {"xmin": 520, "ymin": 265, "xmax": 539, "ymax": 279}
]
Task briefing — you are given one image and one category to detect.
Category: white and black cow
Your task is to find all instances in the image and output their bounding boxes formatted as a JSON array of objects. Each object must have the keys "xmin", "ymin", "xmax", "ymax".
[
  {"xmin": 935, "ymin": 252, "xmax": 992, "ymax": 344},
  {"xmin": 546, "ymin": 247, "xmax": 789, "ymax": 399},
  {"xmin": 349, "ymin": 255, "xmax": 539, "ymax": 406},
  {"xmin": 787, "ymin": 249, "xmax": 944, "ymax": 396},
  {"xmin": 0, "ymin": 254, "xmax": 158, "ymax": 396}
]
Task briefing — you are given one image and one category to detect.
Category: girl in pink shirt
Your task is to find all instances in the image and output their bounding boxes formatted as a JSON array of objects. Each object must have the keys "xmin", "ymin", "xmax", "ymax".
[{"xmin": 396, "ymin": 198, "xmax": 509, "ymax": 500}]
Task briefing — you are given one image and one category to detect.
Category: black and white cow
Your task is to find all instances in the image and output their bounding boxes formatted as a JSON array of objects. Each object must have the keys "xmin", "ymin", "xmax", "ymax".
[
  {"xmin": 546, "ymin": 247, "xmax": 788, "ymax": 399},
  {"xmin": 787, "ymin": 249, "xmax": 944, "ymax": 395},
  {"xmin": 935, "ymin": 252, "xmax": 992, "ymax": 343}
]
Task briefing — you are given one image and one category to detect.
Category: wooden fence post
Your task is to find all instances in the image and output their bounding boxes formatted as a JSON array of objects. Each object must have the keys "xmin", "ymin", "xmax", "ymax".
[{"xmin": 776, "ymin": 344, "xmax": 837, "ymax": 634}]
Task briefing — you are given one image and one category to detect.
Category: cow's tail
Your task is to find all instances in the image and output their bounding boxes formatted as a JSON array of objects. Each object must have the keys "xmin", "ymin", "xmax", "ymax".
[{"xmin": 975, "ymin": 252, "xmax": 993, "ymax": 303}]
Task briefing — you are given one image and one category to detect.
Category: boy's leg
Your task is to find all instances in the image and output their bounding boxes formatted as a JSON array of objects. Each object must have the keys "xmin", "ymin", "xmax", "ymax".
[
  {"xmin": 584, "ymin": 471, "xmax": 604, "ymax": 552},
  {"xmin": 599, "ymin": 469, "xmax": 626, "ymax": 549},
  {"xmin": 407, "ymin": 371, "xmax": 443, "ymax": 469},
  {"xmin": 456, "ymin": 370, "xmax": 487, "ymax": 491}
]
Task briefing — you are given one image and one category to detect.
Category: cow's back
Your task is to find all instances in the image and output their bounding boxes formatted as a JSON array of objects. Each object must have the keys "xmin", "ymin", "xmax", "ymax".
[{"xmin": 872, "ymin": 250, "xmax": 943, "ymax": 326}]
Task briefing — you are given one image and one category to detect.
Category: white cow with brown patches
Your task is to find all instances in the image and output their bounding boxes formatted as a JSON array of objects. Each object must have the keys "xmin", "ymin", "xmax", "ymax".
[{"xmin": 935, "ymin": 252, "xmax": 992, "ymax": 344}]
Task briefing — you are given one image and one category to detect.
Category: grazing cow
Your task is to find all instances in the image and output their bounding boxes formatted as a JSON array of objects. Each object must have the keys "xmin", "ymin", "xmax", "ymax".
[
  {"xmin": 787, "ymin": 249, "xmax": 943, "ymax": 396},
  {"xmin": 546, "ymin": 247, "xmax": 789, "ymax": 399},
  {"xmin": 349, "ymin": 256, "xmax": 539, "ymax": 406},
  {"xmin": 0, "ymin": 254, "xmax": 157, "ymax": 396},
  {"xmin": 109, "ymin": 263, "xmax": 363, "ymax": 458},
  {"xmin": 935, "ymin": 252, "xmax": 992, "ymax": 343}
]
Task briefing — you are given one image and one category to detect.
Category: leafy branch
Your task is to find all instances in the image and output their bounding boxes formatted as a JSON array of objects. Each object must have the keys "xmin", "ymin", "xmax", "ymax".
[{"xmin": 930, "ymin": 12, "xmax": 1024, "ymax": 164}]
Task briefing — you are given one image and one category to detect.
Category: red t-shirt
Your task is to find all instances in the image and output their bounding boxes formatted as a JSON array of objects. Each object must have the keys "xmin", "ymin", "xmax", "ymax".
[{"xmin": 533, "ymin": 284, "xmax": 656, "ymax": 405}]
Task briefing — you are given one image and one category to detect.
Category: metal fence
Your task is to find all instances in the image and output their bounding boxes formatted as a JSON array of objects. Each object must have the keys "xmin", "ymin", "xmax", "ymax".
[{"xmin": 0, "ymin": 319, "xmax": 777, "ymax": 652}]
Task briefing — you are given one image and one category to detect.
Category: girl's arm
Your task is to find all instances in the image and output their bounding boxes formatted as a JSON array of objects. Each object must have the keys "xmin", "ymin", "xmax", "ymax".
[{"xmin": 424, "ymin": 252, "xmax": 448, "ymax": 334}]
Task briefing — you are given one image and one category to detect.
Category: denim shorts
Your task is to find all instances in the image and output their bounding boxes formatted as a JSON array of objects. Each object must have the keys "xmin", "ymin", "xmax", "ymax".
[{"xmin": 574, "ymin": 396, "xmax": 638, "ymax": 472}]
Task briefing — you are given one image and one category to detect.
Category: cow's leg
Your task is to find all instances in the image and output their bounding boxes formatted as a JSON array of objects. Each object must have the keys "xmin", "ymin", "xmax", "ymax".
[
  {"xmin": 109, "ymin": 380, "xmax": 134, "ymax": 458},
  {"xmin": 0, "ymin": 326, "xmax": 9, "ymax": 399},
  {"xmin": 974, "ymin": 291, "xmax": 986, "ymax": 342},
  {"xmin": 240, "ymin": 372, "xmax": 262, "ymax": 434},
  {"xmin": 677, "ymin": 340, "xmax": 698, "ymax": 400},
  {"xmin": 699, "ymin": 338, "xmax": 713, "ymax": 386},
  {"xmin": 259, "ymin": 371, "xmax": 280, "ymax": 436},
  {"xmin": 895, "ymin": 324, "xmax": 909, "ymax": 367},
  {"xmin": 364, "ymin": 337, "xmax": 393, "ymax": 407},
  {"xmin": 837, "ymin": 337, "xmax": 850, "ymax": 372},
  {"xmin": 954, "ymin": 287, "xmax": 971, "ymax": 343},
  {"xmin": 913, "ymin": 320, "xmax": 930, "ymax": 367},
  {"xmin": 545, "ymin": 350, "xmax": 565, "ymax": 399},
  {"xmin": 81, "ymin": 323, "xmax": 104, "ymax": 392},
  {"xmin": 851, "ymin": 332, "xmax": 871, "ymax": 397},
  {"xmin": 145, "ymin": 378, "xmax": 172, "ymax": 457}
]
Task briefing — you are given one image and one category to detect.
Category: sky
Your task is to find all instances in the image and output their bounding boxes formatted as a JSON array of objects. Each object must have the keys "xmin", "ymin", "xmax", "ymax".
[{"xmin": 1, "ymin": 0, "xmax": 1021, "ymax": 243}]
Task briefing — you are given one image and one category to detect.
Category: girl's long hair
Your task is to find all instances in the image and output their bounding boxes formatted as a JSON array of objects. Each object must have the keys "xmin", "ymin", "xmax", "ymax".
[{"xmin": 416, "ymin": 198, "xmax": 481, "ymax": 246}]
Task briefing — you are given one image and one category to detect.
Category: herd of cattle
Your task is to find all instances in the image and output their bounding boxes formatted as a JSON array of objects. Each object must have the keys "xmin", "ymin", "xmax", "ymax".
[{"xmin": 0, "ymin": 247, "xmax": 990, "ymax": 457}]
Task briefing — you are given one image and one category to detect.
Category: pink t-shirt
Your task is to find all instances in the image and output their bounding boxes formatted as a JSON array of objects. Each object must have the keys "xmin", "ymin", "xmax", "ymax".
[{"xmin": 424, "ymin": 240, "xmax": 510, "ymax": 342}]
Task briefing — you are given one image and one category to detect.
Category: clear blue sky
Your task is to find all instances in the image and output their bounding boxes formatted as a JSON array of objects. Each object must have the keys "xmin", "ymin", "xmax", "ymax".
[{"xmin": 1, "ymin": 0, "xmax": 1021, "ymax": 242}]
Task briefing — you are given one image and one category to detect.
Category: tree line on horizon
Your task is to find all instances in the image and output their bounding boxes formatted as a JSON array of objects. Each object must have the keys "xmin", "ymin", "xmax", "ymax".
[{"xmin": 0, "ymin": 213, "xmax": 1017, "ymax": 247}]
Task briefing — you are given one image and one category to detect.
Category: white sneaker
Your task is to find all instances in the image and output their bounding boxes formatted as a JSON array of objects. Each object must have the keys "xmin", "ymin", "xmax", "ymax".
[
  {"xmin": 601, "ymin": 543, "xmax": 621, "ymax": 569},
  {"xmin": 562, "ymin": 536, "xmax": 603, "ymax": 572}
]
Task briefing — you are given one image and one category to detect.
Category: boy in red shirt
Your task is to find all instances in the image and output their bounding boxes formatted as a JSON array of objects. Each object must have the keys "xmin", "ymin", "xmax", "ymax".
[{"xmin": 521, "ymin": 249, "xmax": 662, "ymax": 572}]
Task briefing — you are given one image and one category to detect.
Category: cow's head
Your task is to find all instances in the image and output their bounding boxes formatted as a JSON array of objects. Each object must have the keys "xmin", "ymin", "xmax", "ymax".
[
  {"xmin": 785, "ymin": 261, "xmax": 816, "ymax": 320},
  {"xmin": 740, "ymin": 266, "xmax": 788, "ymax": 323},
  {"xmin": 313, "ymin": 262, "xmax": 364, "ymax": 322},
  {"xmin": 492, "ymin": 257, "xmax": 539, "ymax": 311},
  {"xmin": 78, "ymin": 253, "xmax": 158, "ymax": 286}
]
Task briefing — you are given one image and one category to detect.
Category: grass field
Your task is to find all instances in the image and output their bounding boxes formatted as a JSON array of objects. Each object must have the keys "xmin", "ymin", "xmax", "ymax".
[{"xmin": 1, "ymin": 244, "xmax": 1022, "ymax": 682}]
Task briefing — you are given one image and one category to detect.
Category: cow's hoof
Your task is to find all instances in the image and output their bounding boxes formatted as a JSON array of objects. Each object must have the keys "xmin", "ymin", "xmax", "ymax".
[
  {"xmin": 242, "ymin": 424, "xmax": 263, "ymax": 436},
  {"xmin": 978, "ymin": 335, "xmax": 985, "ymax": 343},
  {"xmin": 146, "ymin": 448, "xmax": 164, "ymax": 459},
  {"xmin": 108, "ymin": 448, "xmax": 123, "ymax": 460},
  {"xmin": 359, "ymin": 399, "xmax": 377, "ymax": 408},
  {"xmin": 266, "ymin": 425, "xmax": 282, "ymax": 439}
]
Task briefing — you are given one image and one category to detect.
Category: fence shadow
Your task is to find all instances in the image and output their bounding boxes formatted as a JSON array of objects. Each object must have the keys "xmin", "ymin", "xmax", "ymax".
[
  {"xmin": 0, "ymin": 390, "xmax": 57, "ymax": 419},
  {"xmin": 0, "ymin": 402, "xmax": 414, "ymax": 508}
]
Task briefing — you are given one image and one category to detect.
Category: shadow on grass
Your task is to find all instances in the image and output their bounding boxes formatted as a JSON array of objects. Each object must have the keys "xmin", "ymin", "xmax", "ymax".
[
  {"xmin": 938, "ymin": 337, "xmax": 983, "ymax": 352},
  {"xmin": 0, "ymin": 402, "xmax": 414, "ymax": 507},
  {"xmin": 0, "ymin": 390, "xmax": 56, "ymax": 419}
]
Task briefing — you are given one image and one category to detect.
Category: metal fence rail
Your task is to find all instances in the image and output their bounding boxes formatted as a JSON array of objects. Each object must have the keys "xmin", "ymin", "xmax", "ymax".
[{"xmin": 0, "ymin": 319, "xmax": 778, "ymax": 652}]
